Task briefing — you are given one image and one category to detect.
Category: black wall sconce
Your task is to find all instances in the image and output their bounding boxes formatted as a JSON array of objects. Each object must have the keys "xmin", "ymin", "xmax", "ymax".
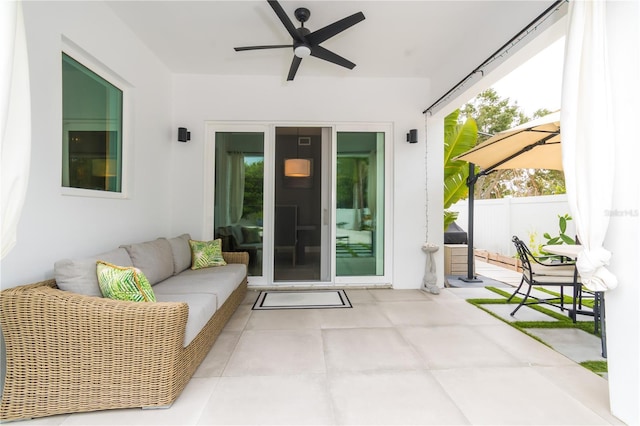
[
  {"xmin": 178, "ymin": 127, "xmax": 191, "ymax": 142},
  {"xmin": 406, "ymin": 129, "xmax": 418, "ymax": 143}
]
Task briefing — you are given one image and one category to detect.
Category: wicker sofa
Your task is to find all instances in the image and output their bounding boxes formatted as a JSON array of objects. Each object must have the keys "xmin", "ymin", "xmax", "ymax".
[{"xmin": 0, "ymin": 234, "xmax": 248, "ymax": 421}]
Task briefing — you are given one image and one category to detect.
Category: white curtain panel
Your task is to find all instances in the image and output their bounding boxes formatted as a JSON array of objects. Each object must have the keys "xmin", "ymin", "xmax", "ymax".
[
  {"xmin": 561, "ymin": 0, "xmax": 617, "ymax": 291},
  {"xmin": 1, "ymin": 1, "xmax": 31, "ymax": 259},
  {"xmin": 228, "ymin": 153, "xmax": 245, "ymax": 224}
]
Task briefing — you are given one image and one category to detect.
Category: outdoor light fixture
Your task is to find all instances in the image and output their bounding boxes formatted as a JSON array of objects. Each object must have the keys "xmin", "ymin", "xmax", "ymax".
[
  {"xmin": 178, "ymin": 127, "xmax": 191, "ymax": 142},
  {"xmin": 406, "ymin": 129, "xmax": 418, "ymax": 143}
]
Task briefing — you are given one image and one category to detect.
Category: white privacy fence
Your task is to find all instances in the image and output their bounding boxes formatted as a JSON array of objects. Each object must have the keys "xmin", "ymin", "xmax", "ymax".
[{"xmin": 450, "ymin": 194, "xmax": 575, "ymax": 257}]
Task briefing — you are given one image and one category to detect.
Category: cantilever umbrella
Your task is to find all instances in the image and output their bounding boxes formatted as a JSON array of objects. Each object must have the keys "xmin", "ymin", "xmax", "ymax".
[
  {"xmin": 453, "ymin": 111, "xmax": 562, "ymax": 281},
  {"xmin": 455, "ymin": 110, "xmax": 562, "ymax": 172}
]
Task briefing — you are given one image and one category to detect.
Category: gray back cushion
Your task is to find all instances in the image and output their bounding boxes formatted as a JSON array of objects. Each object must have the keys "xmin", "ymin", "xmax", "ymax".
[
  {"xmin": 167, "ymin": 233, "xmax": 192, "ymax": 274},
  {"xmin": 54, "ymin": 248, "xmax": 133, "ymax": 297},
  {"xmin": 121, "ymin": 238, "xmax": 174, "ymax": 285}
]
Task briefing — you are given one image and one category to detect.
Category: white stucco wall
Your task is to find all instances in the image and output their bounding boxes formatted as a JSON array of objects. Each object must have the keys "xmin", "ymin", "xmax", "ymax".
[
  {"xmin": 1, "ymin": 1, "xmax": 435, "ymax": 291},
  {"xmin": 170, "ymin": 74, "xmax": 431, "ymax": 289},
  {"xmin": 1, "ymin": 1, "xmax": 174, "ymax": 288}
]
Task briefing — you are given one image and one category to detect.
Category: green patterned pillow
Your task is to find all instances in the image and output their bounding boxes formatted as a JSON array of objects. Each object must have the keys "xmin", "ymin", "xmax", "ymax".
[
  {"xmin": 189, "ymin": 238, "xmax": 227, "ymax": 270},
  {"xmin": 96, "ymin": 261, "xmax": 156, "ymax": 302}
]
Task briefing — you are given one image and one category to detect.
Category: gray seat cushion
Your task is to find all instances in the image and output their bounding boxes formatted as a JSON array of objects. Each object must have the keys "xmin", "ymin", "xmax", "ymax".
[
  {"xmin": 153, "ymin": 263, "xmax": 246, "ymax": 308},
  {"xmin": 155, "ymin": 292, "xmax": 217, "ymax": 347},
  {"xmin": 54, "ymin": 248, "xmax": 133, "ymax": 297}
]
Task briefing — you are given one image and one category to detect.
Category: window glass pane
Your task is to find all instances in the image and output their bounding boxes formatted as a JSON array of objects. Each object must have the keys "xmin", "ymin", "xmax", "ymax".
[
  {"xmin": 62, "ymin": 53, "xmax": 123, "ymax": 192},
  {"xmin": 214, "ymin": 132, "xmax": 264, "ymax": 277},
  {"xmin": 336, "ymin": 132, "xmax": 384, "ymax": 276}
]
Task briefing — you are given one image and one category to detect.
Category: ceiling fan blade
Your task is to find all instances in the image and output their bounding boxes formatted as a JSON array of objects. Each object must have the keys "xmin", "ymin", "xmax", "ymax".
[
  {"xmin": 267, "ymin": 0, "xmax": 304, "ymax": 43},
  {"xmin": 310, "ymin": 45, "xmax": 356, "ymax": 69},
  {"xmin": 234, "ymin": 45, "xmax": 292, "ymax": 52},
  {"xmin": 306, "ymin": 12, "xmax": 365, "ymax": 46},
  {"xmin": 287, "ymin": 56, "xmax": 302, "ymax": 81}
]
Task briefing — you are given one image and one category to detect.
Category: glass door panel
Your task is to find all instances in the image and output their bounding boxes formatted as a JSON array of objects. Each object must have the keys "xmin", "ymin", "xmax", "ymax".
[
  {"xmin": 273, "ymin": 127, "xmax": 329, "ymax": 282},
  {"xmin": 336, "ymin": 132, "xmax": 384, "ymax": 276},
  {"xmin": 213, "ymin": 132, "xmax": 264, "ymax": 277}
]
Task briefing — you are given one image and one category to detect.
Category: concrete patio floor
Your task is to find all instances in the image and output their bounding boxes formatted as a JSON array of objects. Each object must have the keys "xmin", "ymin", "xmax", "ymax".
[{"xmin": 14, "ymin": 264, "xmax": 620, "ymax": 425}]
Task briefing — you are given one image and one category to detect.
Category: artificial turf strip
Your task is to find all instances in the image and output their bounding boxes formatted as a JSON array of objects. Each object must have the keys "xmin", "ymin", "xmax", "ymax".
[
  {"xmin": 483, "ymin": 286, "xmax": 597, "ymax": 328},
  {"xmin": 464, "ymin": 284, "xmax": 607, "ymax": 375},
  {"xmin": 534, "ymin": 286, "xmax": 596, "ymax": 309},
  {"xmin": 580, "ymin": 360, "xmax": 608, "ymax": 373},
  {"xmin": 465, "ymin": 303, "xmax": 552, "ymax": 347},
  {"xmin": 482, "ymin": 286, "xmax": 578, "ymax": 321},
  {"xmin": 466, "ymin": 286, "xmax": 599, "ymax": 336},
  {"xmin": 465, "ymin": 286, "xmax": 606, "ymax": 373}
]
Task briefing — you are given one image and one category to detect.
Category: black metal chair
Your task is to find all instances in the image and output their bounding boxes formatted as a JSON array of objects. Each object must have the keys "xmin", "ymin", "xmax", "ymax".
[{"xmin": 508, "ymin": 236, "xmax": 580, "ymax": 316}]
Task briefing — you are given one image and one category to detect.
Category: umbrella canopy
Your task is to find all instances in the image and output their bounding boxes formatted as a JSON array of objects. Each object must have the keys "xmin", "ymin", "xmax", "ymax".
[
  {"xmin": 454, "ymin": 111, "xmax": 561, "ymax": 172},
  {"xmin": 451, "ymin": 111, "xmax": 562, "ymax": 283}
]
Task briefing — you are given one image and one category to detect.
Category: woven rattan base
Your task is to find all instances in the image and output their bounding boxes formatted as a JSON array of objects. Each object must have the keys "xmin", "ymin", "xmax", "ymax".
[{"xmin": 0, "ymin": 252, "xmax": 248, "ymax": 421}]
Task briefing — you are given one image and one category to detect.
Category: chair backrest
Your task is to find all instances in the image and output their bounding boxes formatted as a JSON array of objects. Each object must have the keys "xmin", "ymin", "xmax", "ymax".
[{"xmin": 512, "ymin": 236, "xmax": 534, "ymax": 278}]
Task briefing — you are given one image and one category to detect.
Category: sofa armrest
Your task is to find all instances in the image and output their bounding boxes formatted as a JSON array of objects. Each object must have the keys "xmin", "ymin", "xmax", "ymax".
[
  {"xmin": 222, "ymin": 251, "xmax": 249, "ymax": 266},
  {"xmin": 1, "ymin": 280, "xmax": 189, "ymax": 420}
]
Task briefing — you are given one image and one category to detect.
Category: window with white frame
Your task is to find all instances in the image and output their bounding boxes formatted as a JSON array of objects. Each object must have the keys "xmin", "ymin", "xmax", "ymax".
[{"xmin": 62, "ymin": 52, "xmax": 123, "ymax": 193}]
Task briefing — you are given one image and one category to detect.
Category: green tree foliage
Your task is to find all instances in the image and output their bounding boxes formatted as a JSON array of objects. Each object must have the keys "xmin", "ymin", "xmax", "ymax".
[
  {"xmin": 461, "ymin": 88, "xmax": 528, "ymax": 135},
  {"xmin": 242, "ymin": 160, "xmax": 264, "ymax": 222},
  {"xmin": 443, "ymin": 110, "xmax": 478, "ymax": 229},
  {"xmin": 337, "ymin": 157, "xmax": 370, "ymax": 230},
  {"xmin": 336, "ymin": 157, "xmax": 354, "ymax": 208},
  {"xmin": 336, "ymin": 157, "xmax": 369, "ymax": 209},
  {"xmin": 459, "ymin": 89, "xmax": 565, "ymax": 199}
]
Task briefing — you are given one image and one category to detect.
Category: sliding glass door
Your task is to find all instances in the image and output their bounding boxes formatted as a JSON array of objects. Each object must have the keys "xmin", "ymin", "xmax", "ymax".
[{"xmin": 208, "ymin": 123, "xmax": 390, "ymax": 286}]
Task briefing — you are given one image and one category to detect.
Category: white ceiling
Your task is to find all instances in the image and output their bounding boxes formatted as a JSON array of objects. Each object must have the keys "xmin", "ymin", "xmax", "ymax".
[{"xmin": 107, "ymin": 1, "xmax": 558, "ymax": 105}]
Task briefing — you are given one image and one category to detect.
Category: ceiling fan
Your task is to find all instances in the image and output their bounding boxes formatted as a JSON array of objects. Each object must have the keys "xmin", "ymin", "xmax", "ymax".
[{"xmin": 234, "ymin": 0, "xmax": 365, "ymax": 81}]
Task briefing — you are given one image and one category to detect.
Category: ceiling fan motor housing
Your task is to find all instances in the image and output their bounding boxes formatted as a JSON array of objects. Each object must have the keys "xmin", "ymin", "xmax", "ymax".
[
  {"xmin": 294, "ymin": 27, "xmax": 311, "ymax": 57},
  {"xmin": 294, "ymin": 7, "xmax": 310, "ymax": 23}
]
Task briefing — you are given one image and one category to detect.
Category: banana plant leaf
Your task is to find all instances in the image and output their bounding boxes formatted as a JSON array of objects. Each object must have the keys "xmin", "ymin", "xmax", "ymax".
[
  {"xmin": 444, "ymin": 110, "xmax": 478, "ymax": 210},
  {"xmin": 444, "ymin": 172, "xmax": 469, "ymax": 209}
]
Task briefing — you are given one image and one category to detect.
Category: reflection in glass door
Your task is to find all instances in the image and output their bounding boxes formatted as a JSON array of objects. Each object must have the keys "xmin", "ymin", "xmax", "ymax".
[
  {"xmin": 213, "ymin": 132, "xmax": 264, "ymax": 277},
  {"xmin": 273, "ymin": 127, "xmax": 330, "ymax": 282},
  {"xmin": 336, "ymin": 132, "xmax": 384, "ymax": 276}
]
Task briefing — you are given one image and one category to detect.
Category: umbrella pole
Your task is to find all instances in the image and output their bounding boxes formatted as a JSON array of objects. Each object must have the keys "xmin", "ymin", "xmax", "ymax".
[{"xmin": 460, "ymin": 163, "xmax": 482, "ymax": 283}]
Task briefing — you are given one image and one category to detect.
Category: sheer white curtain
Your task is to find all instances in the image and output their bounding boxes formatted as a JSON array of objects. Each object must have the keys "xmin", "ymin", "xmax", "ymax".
[
  {"xmin": 561, "ymin": 0, "xmax": 617, "ymax": 291},
  {"xmin": 1, "ymin": 1, "xmax": 31, "ymax": 259},
  {"xmin": 228, "ymin": 153, "xmax": 245, "ymax": 224}
]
